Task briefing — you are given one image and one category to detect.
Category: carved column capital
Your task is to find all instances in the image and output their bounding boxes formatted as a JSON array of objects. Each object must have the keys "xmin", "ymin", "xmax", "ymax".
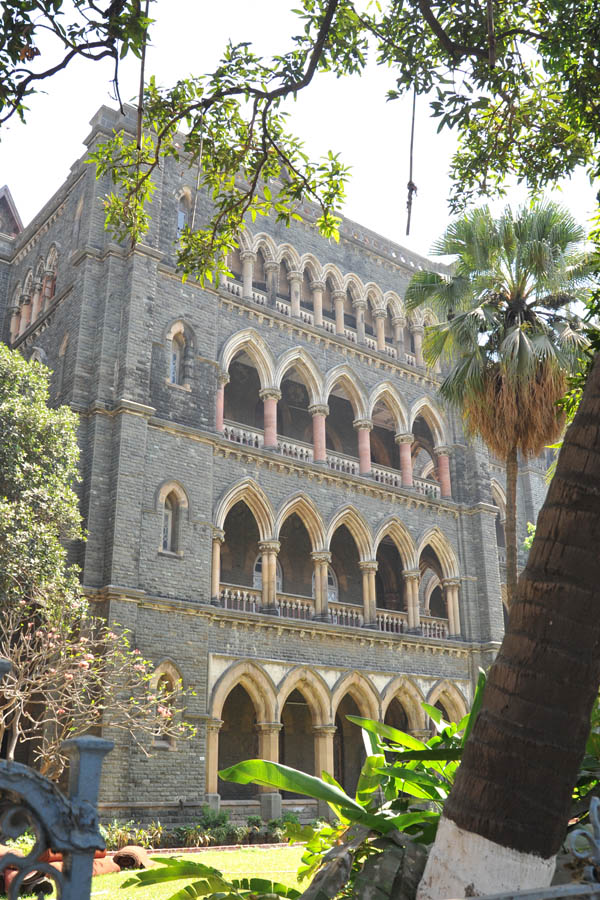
[
  {"xmin": 259, "ymin": 387, "xmax": 282, "ymax": 402},
  {"xmin": 206, "ymin": 718, "xmax": 223, "ymax": 733},
  {"xmin": 310, "ymin": 280, "xmax": 326, "ymax": 292},
  {"xmin": 435, "ymin": 445, "xmax": 451, "ymax": 457},
  {"xmin": 258, "ymin": 540, "xmax": 281, "ymax": 554},
  {"xmin": 395, "ymin": 432, "xmax": 414, "ymax": 445},
  {"xmin": 359, "ymin": 560, "xmax": 378, "ymax": 573},
  {"xmin": 287, "ymin": 270, "xmax": 303, "ymax": 284},
  {"xmin": 332, "ymin": 290, "xmax": 346, "ymax": 302},
  {"xmin": 309, "ymin": 403, "xmax": 329, "ymax": 418},
  {"xmin": 311, "ymin": 550, "xmax": 332, "ymax": 565},
  {"xmin": 353, "ymin": 418, "xmax": 373, "ymax": 432},
  {"xmin": 240, "ymin": 250, "xmax": 257, "ymax": 263},
  {"xmin": 217, "ymin": 372, "xmax": 230, "ymax": 387},
  {"xmin": 372, "ymin": 308, "xmax": 387, "ymax": 319},
  {"xmin": 212, "ymin": 528, "xmax": 225, "ymax": 543}
]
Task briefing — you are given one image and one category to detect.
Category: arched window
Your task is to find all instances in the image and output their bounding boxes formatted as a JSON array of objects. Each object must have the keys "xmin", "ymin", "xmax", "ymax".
[
  {"xmin": 253, "ymin": 555, "xmax": 283, "ymax": 592},
  {"xmin": 170, "ymin": 333, "xmax": 185, "ymax": 385},
  {"xmin": 177, "ymin": 193, "xmax": 191, "ymax": 238},
  {"xmin": 312, "ymin": 566, "xmax": 338, "ymax": 604},
  {"xmin": 150, "ymin": 661, "xmax": 182, "ymax": 748},
  {"xmin": 162, "ymin": 492, "xmax": 179, "ymax": 552}
]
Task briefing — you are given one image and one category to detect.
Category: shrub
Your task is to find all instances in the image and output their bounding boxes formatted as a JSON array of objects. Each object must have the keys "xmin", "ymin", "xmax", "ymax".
[{"xmin": 101, "ymin": 819, "xmax": 136, "ymax": 850}]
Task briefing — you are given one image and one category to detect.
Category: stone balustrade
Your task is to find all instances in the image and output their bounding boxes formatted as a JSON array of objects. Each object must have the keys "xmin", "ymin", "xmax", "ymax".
[
  {"xmin": 344, "ymin": 327, "xmax": 358, "ymax": 344},
  {"xmin": 326, "ymin": 450, "xmax": 359, "ymax": 476},
  {"xmin": 252, "ymin": 289, "xmax": 267, "ymax": 306},
  {"xmin": 376, "ymin": 608, "xmax": 408, "ymax": 634},
  {"xmin": 277, "ymin": 438, "xmax": 313, "ymax": 462},
  {"xmin": 322, "ymin": 319, "xmax": 336, "ymax": 333},
  {"xmin": 414, "ymin": 477, "xmax": 441, "ymax": 498},
  {"xmin": 221, "ymin": 585, "xmax": 262, "ymax": 613},
  {"xmin": 225, "ymin": 280, "xmax": 242, "ymax": 298},
  {"xmin": 222, "ymin": 421, "xmax": 264, "ymax": 449},
  {"xmin": 275, "ymin": 593, "xmax": 315, "ymax": 620},
  {"xmin": 405, "ymin": 353, "xmax": 416, "ymax": 366},
  {"xmin": 275, "ymin": 299, "xmax": 291, "ymax": 316},
  {"xmin": 421, "ymin": 616, "xmax": 449, "ymax": 639},
  {"xmin": 329, "ymin": 602, "xmax": 364, "ymax": 628},
  {"xmin": 372, "ymin": 464, "xmax": 403, "ymax": 489}
]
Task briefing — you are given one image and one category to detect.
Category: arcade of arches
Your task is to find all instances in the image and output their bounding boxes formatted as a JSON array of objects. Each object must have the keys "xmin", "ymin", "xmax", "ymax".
[{"xmin": 208, "ymin": 664, "xmax": 468, "ymax": 803}]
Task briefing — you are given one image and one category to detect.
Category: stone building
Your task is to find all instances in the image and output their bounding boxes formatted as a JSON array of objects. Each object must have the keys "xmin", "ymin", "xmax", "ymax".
[{"xmin": 0, "ymin": 105, "xmax": 549, "ymax": 823}]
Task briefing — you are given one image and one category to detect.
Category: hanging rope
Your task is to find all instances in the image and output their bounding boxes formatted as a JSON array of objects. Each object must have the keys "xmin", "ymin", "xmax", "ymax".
[{"xmin": 406, "ymin": 86, "xmax": 417, "ymax": 236}]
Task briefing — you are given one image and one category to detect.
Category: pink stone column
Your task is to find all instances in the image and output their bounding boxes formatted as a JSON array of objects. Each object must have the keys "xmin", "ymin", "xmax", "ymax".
[
  {"xmin": 310, "ymin": 404, "xmax": 328, "ymax": 463},
  {"xmin": 443, "ymin": 579, "xmax": 458, "ymax": 635},
  {"xmin": 8, "ymin": 306, "xmax": 20, "ymax": 343},
  {"xmin": 436, "ymin": 448, "xmax": 452, "ymax": 498},
  {"xmin": 18, "ymin": 296, "xmax": 31, "ymax": 335},
  {"xmin": 30, "ymin": 281, "xmax": 43, "ymax": 323},
  {"xmin": 354, "ymin": 420, "xmax": 372, "ymax": 476},
  {"xmin": 211, "ymin": 529, "xmax": 225, "ymax": 602},
  {"xmin": 396, "ymin": 434, "xmax": 414, "ymax": 487},
  {"xmin": 392, "ymin": 316, "xmax": 405, "ymax": 359},
  {"xmin": 412, "ymin": 325, "xmax": 425, "ymax": 367},
  {"xmin": 215, "ymin": 375, "xmax": 228, "ymax": 433},
  {"xmin": 260, "ymin": 389, "xmax": 281, "ymax": 449}
]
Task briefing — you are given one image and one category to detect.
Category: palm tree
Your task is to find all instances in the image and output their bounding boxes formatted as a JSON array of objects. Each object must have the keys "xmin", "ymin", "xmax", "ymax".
[{"xmin": 405, "ymin": 200, "xmax": 592, "ymax": 606}]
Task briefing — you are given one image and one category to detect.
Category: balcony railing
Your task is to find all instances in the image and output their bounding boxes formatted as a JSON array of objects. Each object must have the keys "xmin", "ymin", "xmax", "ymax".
[
  {"xmin": 329, "ymin": 601, "xmax": 364, "ymax": 628},
  {"xmin": 421, "ymin": 616, "xmax": 449, "ymax": 639},
  {"xmin": 277, "ymin": 436, "xmax": 314, "ymax": 462},
  {"xmin": 221, "ymin": 585, "xmax": 262, "ymax": 613},
  {"xmin": 376, "ymin": 608, "xmax": 408, "ymax": 633},
  {"xmin": 222, "ymin": 421, "xmax": 264, "ymax": 449},
  {"xmin": 326, "ymin": 450, "xmax": 359, "ymax": 476},
  {"xmin": 275, "ymin": 592, "xmax": 315, "ymax": 619},
  {"xmin": 414, "ymin": 477, "xmax": 441, "ymax": 499},
  {"xmin": 405, "ymin": 353, "xmax": 416, "ymax": 366},
  {"xmin": 372, "ymin": 464, "xmax": 403, "ymax": 489}
]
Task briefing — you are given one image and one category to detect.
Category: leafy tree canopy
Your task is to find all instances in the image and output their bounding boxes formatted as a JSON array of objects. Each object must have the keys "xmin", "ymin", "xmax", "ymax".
[{"xmin": 3, "ymin": 1, "xmax": 598, "ymax": 282}]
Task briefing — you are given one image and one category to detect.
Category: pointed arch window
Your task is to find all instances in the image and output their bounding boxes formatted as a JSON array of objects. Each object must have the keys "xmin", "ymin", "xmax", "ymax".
[
  {"xmin": 170, "ymin": 333, "xmax": 185, "ymax": 385},
  {"xmin": 162, "ymin": 492, "xmax": 179, "ymax": 552},
  {"xmin": 253, "ymin": 555, "xmax": 283, "ymax": 592},
  {"xmin": 177, "ymin": 194, "xmax": 191, "ymax": 238}
]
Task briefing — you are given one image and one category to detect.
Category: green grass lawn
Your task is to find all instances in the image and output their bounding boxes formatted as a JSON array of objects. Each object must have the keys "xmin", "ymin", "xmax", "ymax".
[{"xmin": 78, "ymin": 845, "xmax": 305, "ymax": 900}]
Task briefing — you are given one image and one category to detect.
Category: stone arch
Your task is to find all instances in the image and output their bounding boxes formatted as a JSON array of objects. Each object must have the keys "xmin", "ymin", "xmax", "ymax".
[
  {"xmin": 237, "ymin": 229, "xmax": 254, "ymax": 251},
  {"xmin": 211, "ymin": 659, "xmax": 277, "ymax": 722},
  {"xmin": 324, "ymin": 364, "xmax": 368, "ymax": 419},
  {"xmin": 150, "ymin": 657, "xmax": 184, "ymax": 692},
  {"xmin": 29, "ymin": 347, "xmax": 47, "ymax": 365},
  {"xmin": 45, "ymin": 244, "xmax": 58, "ymax": 273},
  {"xmin": 368, "ymin": 383, "xmax": 409, "ymax": 433},
  {"xmin": 252, "ymin": 232, "xmax": 278, "ymax": 262},
  {"xmin": 384, "ymin": 292, "xmax": 404, "ymax": 319},
  {"xmin": 343, "ymin": 272, "xmax": 365, "ymax": 300},
  {"xmin": 274, "ymin": 347, "xmax": 324, "ymax": 406},
  {"xmin": 321, "ymin": 263, "xmax": 344, "ymax": 292},
  {"xmin": 214, "ymin": 478, "xmax": 275, "ymax": 541},
  {"xmin": 218, "ymin": 328, "xmax": 276, "ymax": 388},
  {"xmin": 327, "ymin": 505, "xmax": 373, "ymax": 561},
  {"xmin": 424, "ymin": 573, "xmax": 442, "ymax": 613},
  {"xmin": 381, "ymin": 677, "xmax": 427, "ymax": 731},
  {"xmin": 373, "ymin": 517, "xmax": 418, "ymax": 570},
  {"xmin": 165, "ymin": 318, "xmax": 196, "ymax": 350},
  {"xmin": 363, "ymin": 282, "xmax": 384, "ymax": 312},
  {"xmin": 23, "ymin": 269, "xmax": 33, "ymax": 297},
  {"xmin": 416, "ymin": 527, "xmax": 459, "ymax": 579},
  {"xmin": 300, "ymin": 253, "xmax": 323, "ymax": 282},
  {"xmin": 277, "ymin": 666, "xmax": 331, "ymax": 725},
  {"xmin": 331, "ymin": 671, "xmax": 380, "ymax": 721},
  {"xmin": 427, "ymin": 680, "xmax": 468, "ymax": 723},
  {"xmin": 276, "ymin": 243, "xmax": 301, "ymax": 268},
  {"xmin": 35, "ymin": 258, "xmax": 45, "ymax": 282},
  {"xmin": 421, "ymin": 307, "xmax": 439, "ymax": 327},
  {"xmin": 409, "ymin": 397, "xmax": 447, "ymax": 447},
  {"xmin": 491, "ymin": 479, "xmax": 507, "ymax": 520},
  {"xmin": 156, "ymin": 479, "xmax": 190, "ymax": 512},
  {"xmin": 275, "ymin": 493, "xmax": 326, "ymax": 550},
  {"xmin": 407, "ymin": 308, "xmax": 423, "ymax": 326}
]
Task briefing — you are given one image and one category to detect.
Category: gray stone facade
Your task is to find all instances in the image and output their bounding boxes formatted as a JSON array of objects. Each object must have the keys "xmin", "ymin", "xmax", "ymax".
[{"xmin": 0, "ymin": 105, "xmax": 549, "ymax": 823}]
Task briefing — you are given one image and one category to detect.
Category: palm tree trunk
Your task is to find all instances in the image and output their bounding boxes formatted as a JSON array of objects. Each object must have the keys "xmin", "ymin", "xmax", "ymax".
[
  {"xmin": 505, "ymin": 444, "xmax": 519, "ymax": 607},
  {"xmin": 418, "ymin": 354, "xmax": 600, "ymax": 899}
]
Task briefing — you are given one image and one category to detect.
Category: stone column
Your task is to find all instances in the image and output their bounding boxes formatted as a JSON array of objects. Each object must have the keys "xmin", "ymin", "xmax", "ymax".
[
  {"xmin": 311, "ymin": 280, "xmax": 325, "ymax": 327},
  {"xmin": 205, "ymin": 718, "xmax": 223, "ymax": 802},
  {"xmin": 265, "ymin": 261, "xmax": 279, "ymax": 304},
  {"xmin": 18, "ymin": 294, "xmax": 31, "ymax": 335},
  {"xmin": 260, "ymin": 388, "xmax": 281, "ymax": 450},
  {"xmin": 311, "ymin": 551, "xmax": 332, "ymax": 620},
  {"xmin": 359, "ymin": 560, "xmax": 378, "ymax": 625},
  {"xmin": 373, "ymin": 310, "xmax": 386, "ymax": 352},
  {"xmin": 240, "ymin": 250, "xmax": 256, "ymax": 300},
  {"xmin": 412, "ymin": 325, "xmax": 425, "ymax": 367},
  {"xmin": 313, "ymin": 724, "xmax": 336, "ymax": 778},
  {"xmin": 309, "ymin": 404, "xmax": 328, "ymax": 463},
  {"xmin": 8, "ymin": 304, "xmax": 20, "ymax": 343},
  {"xmin": 435, "ymin": 446, "xmax": 452, "ymax": 498},
  {"xmin": 354, "ymin": 419, "xmax": 372, "ymax": 476},
  {"xmin": 354, "ymin": 300, "xmax": 366, "ymax": 343},
  {"xmin": 256, "ymin": 722, "xmax": 283, "ymax": 818},
  {"xmin": 211, "ymin": 528, "xmax": 225, "ymax": 603},
  {"xmin": 215, "ymin": 374, "xmax": 229, "ymax": 434},
  {"xmin": 443, "ymin": 578, "xmax": 461, "ymax": 636},
  {"xmin": 395, "ymin": 433, "xmax": 414, "ymax": 487},
  {"xmin": 42, "ymin": 269, "xmax": 56, "ymax": 310},
  {"xmin": 30, "ymin": 280, "xmax": 44, "ymax": 322},
  {"xmin": 258, "ymin": 540, "xmax": 280, "ymax": 612},
  {"xmin": 333, "ymin": 290, "xmax": 346, "ymax": 335},
  {"xmin": 288, "ymin": 270, "xmax": 303, "ymax": 318},
  {"xmin": 392, "ymin": 316, "xmax": 405, "ymax": 358},
  {"xmin": 403, "ymin": 570, "xmax": 421, "ymax": 632}
]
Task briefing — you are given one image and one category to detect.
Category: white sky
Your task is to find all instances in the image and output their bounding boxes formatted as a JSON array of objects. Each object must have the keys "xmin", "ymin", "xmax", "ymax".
[{"xmin": 0, "ymin": 1, "xmax": 597, "ymax": 259}]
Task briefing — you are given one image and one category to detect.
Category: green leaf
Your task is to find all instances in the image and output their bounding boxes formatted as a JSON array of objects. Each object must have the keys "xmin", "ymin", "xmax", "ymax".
[
  {"xmin": 347, "ymin": 717, "xmax": 427, "ymax": 751},
  {"xmin": 461, "ymin": 668, "xmax": 486, "ymax": 746}
]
